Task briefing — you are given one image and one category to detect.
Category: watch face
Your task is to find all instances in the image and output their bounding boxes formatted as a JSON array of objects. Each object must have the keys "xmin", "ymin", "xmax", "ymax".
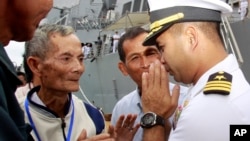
[
  {"xmin": 143, "ymin": 113, "xmax": 155, "ymax": 125},
  {"xmin": 141, "ymin": 112, "xmax": 165, "ymax": 128}
]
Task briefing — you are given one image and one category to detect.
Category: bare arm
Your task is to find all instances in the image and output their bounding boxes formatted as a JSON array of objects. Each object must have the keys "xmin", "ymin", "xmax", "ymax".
[
  {"xmin": 142, "ymin": 119, "xmax": 172, "ymax": 141},
  {"xmin": 141, "ymin": 60, "xmax": 180, "ymax": 141}
]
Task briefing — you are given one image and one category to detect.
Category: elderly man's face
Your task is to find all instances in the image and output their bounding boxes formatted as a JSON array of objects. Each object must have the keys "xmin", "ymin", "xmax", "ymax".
[{"xmin": 39, "ymin": 33, "xmax": 84, "ymax": 93}]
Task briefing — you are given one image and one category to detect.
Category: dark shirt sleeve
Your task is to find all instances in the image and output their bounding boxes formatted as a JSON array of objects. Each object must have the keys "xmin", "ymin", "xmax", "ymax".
[{"xmin": 0, "ymin": 46, "xmax": 28, "ymax": 141}]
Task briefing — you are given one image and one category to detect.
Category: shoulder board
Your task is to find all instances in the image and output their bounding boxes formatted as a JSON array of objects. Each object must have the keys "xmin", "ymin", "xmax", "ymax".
[{"xmin": 203, "ymin": 71, "xmax": 232, "ymax": 95}]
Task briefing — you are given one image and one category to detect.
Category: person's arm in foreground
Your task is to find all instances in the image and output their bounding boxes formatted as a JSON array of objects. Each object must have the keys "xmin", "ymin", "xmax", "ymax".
[
  {"xmin": 113, "ymin": 114, "xmax": 140, "ymax": 141},
  {"xmin": 108, "ymin": 114, "xmax": 140, "ymax": 141},
  {"xmin": 77, "ymin": 129, "xmax": 114, "ymax": 141},
  {"xmin": 77, "ymin": 114, "xmax": 140, "ymax": 141},
  {"xmin": 141, "ymin": 60, "xmax": 180, "ymax": 141}
]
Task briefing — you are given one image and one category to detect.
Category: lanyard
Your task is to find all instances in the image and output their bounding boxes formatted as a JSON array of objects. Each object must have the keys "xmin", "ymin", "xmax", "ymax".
[{"xmin": 25, "ymin": 98, "xmax": 75, "ymax": 141}]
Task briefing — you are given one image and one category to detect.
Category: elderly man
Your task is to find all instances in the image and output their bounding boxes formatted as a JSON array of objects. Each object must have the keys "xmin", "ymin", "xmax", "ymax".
[
  {"xmin": 22, "ymin": 24, "xmax": 115, "ymax": 141},
  {"xmin": 140, "ymin": 0, "xmax": 250, "ymax": 141},
  {"xmin": 0, "ymin": 0, "xmax": 53, "ymax": 140}
]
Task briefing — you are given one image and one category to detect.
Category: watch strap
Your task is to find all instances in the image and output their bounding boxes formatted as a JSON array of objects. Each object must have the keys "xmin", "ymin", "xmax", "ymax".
[{"xmin": 156, "ymin": 114, "xmax": 165, "ymax": 127}]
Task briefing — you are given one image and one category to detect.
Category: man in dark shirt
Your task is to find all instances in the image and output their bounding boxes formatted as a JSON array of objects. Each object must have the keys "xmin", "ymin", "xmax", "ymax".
[
  {"xmin": 0, "ymin": 0, "xmax": 53, "ymax": 140},
  {"xmin": 96, "ymin": 36, "xmax": 103, "ymax": 56}
]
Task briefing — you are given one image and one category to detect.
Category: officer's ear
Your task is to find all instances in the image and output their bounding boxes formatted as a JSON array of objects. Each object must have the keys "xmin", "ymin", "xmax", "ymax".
[
  {"xmin": 185, "ymin": 25, "xmax": 198, "ymax": 50},
  {"xmin": 118, "ymin": 61, "xmax": 129, "ymax": 76}
]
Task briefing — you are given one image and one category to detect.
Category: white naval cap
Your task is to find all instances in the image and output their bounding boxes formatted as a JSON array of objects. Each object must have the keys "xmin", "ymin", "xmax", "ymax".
[{"xmin": 143, "ymin": 0, "xmax": 233, "ymax": 46}]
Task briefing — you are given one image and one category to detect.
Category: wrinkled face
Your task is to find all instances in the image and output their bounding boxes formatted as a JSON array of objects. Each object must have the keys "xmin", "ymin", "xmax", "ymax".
[
  {"xmin": 39, "ymin": 33, "xmax": 84, "ymax": 93},
  {"xmin": 156, "ymin": 26, "xmax": 190, "ymax": 83},
  {"xmin": 9, "ymin": 0, "xmax": 53, "ymax": 41},
  {"xmin": 120, "ymin": 33, "xmax": 161, "ymax": 88}
]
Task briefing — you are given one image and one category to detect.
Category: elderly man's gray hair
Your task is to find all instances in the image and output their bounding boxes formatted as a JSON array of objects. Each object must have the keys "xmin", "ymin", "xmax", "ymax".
[{"xmin": 25, "ymin": 24, "xmax": 75, "ymax": 60}]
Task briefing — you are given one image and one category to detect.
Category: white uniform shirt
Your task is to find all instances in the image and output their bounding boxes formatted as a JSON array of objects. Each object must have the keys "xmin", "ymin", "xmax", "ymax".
[
  {"xmin": 239, "ymin": 0, "xmax": 248, "ymax": 20},
  {"xmin": 112, "ymin": 33, "xmax": 120, "ymax": 53},
  {"xmin": 83, "ymin": 45, "xmax": 91, "ymax": 58},
  {"xmin": 169, "ymin": 54, "xmax": 250, "ymax": 141},
  {"xmin": 111, "ymin": 83, "xmax": 188, "ymax": 141}
]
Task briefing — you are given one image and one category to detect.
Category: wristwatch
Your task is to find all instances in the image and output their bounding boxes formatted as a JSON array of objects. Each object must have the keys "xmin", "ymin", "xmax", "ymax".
[{"xmin": 140, "ymin": 112, "xmax": 165, "ymax": 128}]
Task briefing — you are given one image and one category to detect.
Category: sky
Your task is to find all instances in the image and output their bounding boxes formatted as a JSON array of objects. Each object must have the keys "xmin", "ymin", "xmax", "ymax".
[{"xmin": 4, "ymin": 41, "xmax": 25, "ymax": 67}]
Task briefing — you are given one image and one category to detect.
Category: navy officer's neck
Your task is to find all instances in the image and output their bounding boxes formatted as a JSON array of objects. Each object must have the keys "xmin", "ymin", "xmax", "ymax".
[
  {"xmin": 38, "ymin": 87, "xmax": 69, "ymax": 118},
  {"xmin": 192, "ymin": 42, "xmax": 228, "ymax": 85}
]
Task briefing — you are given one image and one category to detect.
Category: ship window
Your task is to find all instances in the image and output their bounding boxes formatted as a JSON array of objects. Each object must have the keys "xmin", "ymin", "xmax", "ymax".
[
  {"xmin": 142, "ymin": 0, "xmax": 148, "ymax": 11},
  {"xmin": 122, "ymin": 1, "xmax": 132, "ymax": 15},
  {"xmin": 132, "ymin": 0, "xmax": 141, "ymax": 12}
]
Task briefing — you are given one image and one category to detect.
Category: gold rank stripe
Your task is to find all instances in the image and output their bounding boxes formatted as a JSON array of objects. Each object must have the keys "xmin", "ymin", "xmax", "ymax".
[
  {"xmin": 204, "ymin": 85, "xmax": 231, "ymax": 90},
  {"xmin": 206, "ymin": 81, "xmax": 231, "ymax": 85},
  {"xmin": 205, "ymin": 82, "xmax": 231, "ymax": 87},
  {"xmin": 205, "ymin": 82, "xmax": 231, "ymax": 90},
  {"xmin": 204, "ymin": 87, "xmax": 231, "ymax": 92}
]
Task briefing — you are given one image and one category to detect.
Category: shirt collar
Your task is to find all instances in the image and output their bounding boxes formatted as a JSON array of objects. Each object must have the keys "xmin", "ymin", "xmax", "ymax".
[
  {"xmin": 190, "ymin": 54, "xmax": 238, "ymax": 98},
  {"xmin": 27, "ymin": 86, "xmax": 72, "ymax": 117},
  {"xmin": 135, "ymin": 87, "xmax": 143, "ymax": 111}
]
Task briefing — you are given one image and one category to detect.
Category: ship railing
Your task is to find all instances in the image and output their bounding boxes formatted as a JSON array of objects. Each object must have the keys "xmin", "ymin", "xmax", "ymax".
[
  {"xmin": 72, "ymin": 17, "xmax": 114, "ymax": 31},
  {"xmin": 220, "ymin": 15, "xmax": 244, "ymax": 66},
  {"xmin": 54, "ymin": 14, "xmax": 69, "ymax": 25}
]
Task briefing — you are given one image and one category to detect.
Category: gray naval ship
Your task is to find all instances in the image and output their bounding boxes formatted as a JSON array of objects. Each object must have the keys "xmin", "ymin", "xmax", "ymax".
[{"xmin": 44, "ymin": 0, "xmax": 250, "ymax": 114}]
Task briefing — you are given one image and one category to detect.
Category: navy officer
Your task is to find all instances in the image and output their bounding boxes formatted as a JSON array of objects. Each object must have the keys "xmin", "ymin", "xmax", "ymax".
[{"xmin": 140, "ymin": 0, "xmax": 250, "ymax": 141}]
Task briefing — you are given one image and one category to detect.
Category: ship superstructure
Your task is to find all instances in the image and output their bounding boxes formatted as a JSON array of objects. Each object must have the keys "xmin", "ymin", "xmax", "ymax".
[{"xmin": 36, "ymin": 0, "xmax": 250, "ymax": 113}]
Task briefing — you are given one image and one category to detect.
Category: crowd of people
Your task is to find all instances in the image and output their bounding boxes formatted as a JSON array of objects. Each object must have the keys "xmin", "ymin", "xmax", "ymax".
[
  {"xmin": 81, "ymin": 30, "xmax": 124, "ymax": 60},
  {"xmin": 1, "ymin": 0, "xmax": 250, "ymax": 141}
]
